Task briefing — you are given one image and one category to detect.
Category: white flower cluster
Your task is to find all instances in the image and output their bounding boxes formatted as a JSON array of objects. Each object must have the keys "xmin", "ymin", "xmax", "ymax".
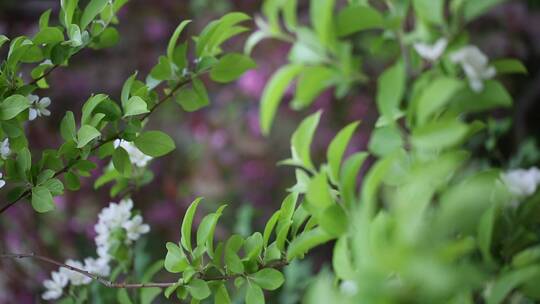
[
  {"xmin": 114, "ymin": 139, "xmax": 153, "ymax": 167},
  {"xmin": 28, "ymin": 94, "xmax": 52, "ymax": 121},
  {"xmin": 501, "ymin": 167, "xmax": 540, "ymax": 198},
  {"xmin": 42, "ymin": 199, "xmax": 150, "ymax": 300},
  {"xmin": 414, "ymin": 38, "xmax": 448, "ymax": 62},
  {"xmin": 450, "ymin": 45, "xmax": 496, "ymax": 93}
]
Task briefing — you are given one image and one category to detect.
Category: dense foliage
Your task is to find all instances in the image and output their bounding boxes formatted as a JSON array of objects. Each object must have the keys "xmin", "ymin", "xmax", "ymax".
[{"xmin": 1, "ymin": 0, "xmax": 539, "ymax": 303}]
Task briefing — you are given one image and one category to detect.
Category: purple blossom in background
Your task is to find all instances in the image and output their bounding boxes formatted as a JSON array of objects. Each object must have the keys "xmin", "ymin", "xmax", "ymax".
[{"xmin": 238, "ymin": 69, "xmax": 267, "ymax": 98}]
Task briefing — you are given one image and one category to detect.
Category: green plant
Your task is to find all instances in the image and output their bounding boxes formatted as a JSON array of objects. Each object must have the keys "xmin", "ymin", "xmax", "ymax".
[{"xmin": 2, "ymin": 0, "xmax": 538, "ymax": 303}]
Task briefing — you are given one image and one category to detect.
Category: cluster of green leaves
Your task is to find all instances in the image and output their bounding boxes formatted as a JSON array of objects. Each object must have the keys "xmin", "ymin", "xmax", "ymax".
[
  {"xmin": 249, "ymin": 0, "xmax": 540, "ymax": 303},
  {"xmin": 163, "ymin": 197, "xmax": 288, "ymax": 303},
  {"xmin": 1, "ymin": 2, "xmax": 257, "ymax": 215},
  {"xmin": 0, "ymin": 0, "xmax": 129, "ymax": 212}
]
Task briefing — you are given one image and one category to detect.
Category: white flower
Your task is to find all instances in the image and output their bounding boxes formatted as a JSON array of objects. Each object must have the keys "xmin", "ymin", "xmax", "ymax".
[
  {"xmin": 28, "ymin": 94, "xmax": 51, "ymax": 121},
  {"xmin": 340, "ymin": 280, "xmax": 358, "ymax": 296},
  {"xmin": 97, "ymin": 199, "xmax": 133, "ymax": 229},
  {"xmin": 113, "ymin": 139, "xmax": 152, "ymax": 167},
  {"xmin": 413, "ymin": 38, "xmax": 448, "ymax": 61},
  {"xmin": 83, "ymin": 257, "xmax": 110, "ymax": 277},
  {"xmin": 501, "ymin": 167, "xmax": 540, "ymax": 197},
  {"xmin": 0, "ymin": 172, "xmax": 5, "ymax": 189},
  {"xmin": 0, "ymin": 138, "xmax": 10, "ymax": 159},
  {"xmin": 42, "ymin": 271, "xmax": 68, "ymax": 300},
  {"xmin": 122, "ymin": 215, "xmax": 150, "ymax": 242},
  {"xmin": 60, "ymin": 259, "xmax": 92, "ymax": 286},
  {"xmin": 450, "ymin": 45, "xmax": 496, "ymax": 92}
]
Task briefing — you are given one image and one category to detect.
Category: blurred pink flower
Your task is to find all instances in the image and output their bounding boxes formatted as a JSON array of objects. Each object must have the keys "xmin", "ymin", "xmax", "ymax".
[{"xmin": 238, "ymin": 70, "xmax": 267, "ymax": 98}]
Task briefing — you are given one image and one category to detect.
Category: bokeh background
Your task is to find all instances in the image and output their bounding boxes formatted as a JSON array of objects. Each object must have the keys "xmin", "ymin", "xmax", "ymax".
[{"xmin": 1, "ymin": 0, "xmax": 540, "ymax": 302}]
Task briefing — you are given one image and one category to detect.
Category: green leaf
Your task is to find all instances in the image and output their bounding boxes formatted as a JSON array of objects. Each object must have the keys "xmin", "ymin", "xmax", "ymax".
[
  {"xmin": 263, "ymin": 211, "xmax": 281, "ymax": 247},
  {"xmin": 306, "ymin": 171, "xmax": 333, "ymax": 216},
  {"xmin": 225, "ymin": 234, "xmax": 245, "ymax": 274},
  {"xmin": 376, "ymin": 61, "xmax": 405, "ymax": 122},
  {"xmin": 327, "ymin": 121, "xmax": 360, "ymax": 183},
  {"xmin": 464, "ymin": 0, "xmax": 505, "ymax": 22},
  {"xmin": 292, "ymin": 66, "xmax": 334, "ymax": 110},
  {"xmin": 320, "ymin": 204, "xmax": 348, "ymax": 237},
  {"xmin": 80, "ymin": 0, "xmax": 108, "ymax": 29},
  {"xmin": 246, "ymin": 283, "xmax": 265, "ymax": 304},
  {"xmin": 81, "ymin": 94, "xmax": 108, "ymax": 125},
  {"xmin": 187, "ymin": 279, "xmax": 211, "ymax": 300},
  {"xmin": 164, "ymin": 242, "xmax": 189, "ymax": 273},
  {"xmin": 244, "ymin": 232, "xmax": 263, "ymax": 260},
  {"xmin": 150, "ymin": 56, "xmax": 173, "ymax": 81},
  {"xmin": 340, "ymin": 152, "xmax": 368, "ymax": 207},
  {"xmin": 260, "ymin": 64, "xmax": 303, "ymax": 135},
  {"xmin": 486, "ymin": 266, "xmax": 540, "ymax": 304},
  {"xmin": 287, "ymin": 227, "xmax": 333, "ymax": 260},
  {"xmin": 31, "ymin": 186, "xmax": 55, "ymax": 213},
  {"xmin": 123, "ymin": 96, "xmax": 149, "ymax": 117},
  {"xmin": 167, "ymin": 20, "xmax": 192, "ymax": 60},
  {"xmin": 134, "ymin": 131, "xmax": 175, "ymax": 157},
  {"xmin": 290, "ymin": 111, "xmax": 321, "ymax": 171},
  {"xmin": 140, "ymin": 287, "xmax": 161, "ymax": 304},
  {"xmin": 250, "ymin": 268, "xmax": 284, "ymax": 290},
  {"xmin": 92, "ymin": 27, "xmax": 120, "ymax": 49},
  {"xmin": 181, "ymin": 197, "xmax": 203, "ymax": 252},
  {"xmin": 121, "ymin": 72, "xmax": 138, "ymax": 108},
  {"xmin": 310, "ymin": 0, "xmax": 336, "ymax": 47},
  {"xmin": 210, "ymin": 53, "xmax": 256, "ymax": 83},
  {"xmin": 0, "ymin": 95, "xmax": 30, "ymax": 120},
  {"xmin": 196, "ymin": 205, "xmax": 226, "ymax": 256},
  {"xmin": 60, "ymin": 0, "xmax": 78, "ymax": 27},
  {"xmin": 117, "ymin": 289, "xmax": 133, "ymax": 304},
  {"xmin": 65, "ymin": 171, "xmax": 81, "ymax": 191},
  {"xmin": 449, "ymin": 80, "xmax": 512, "ymax": 113},
  {"xmin": 413, "ymin": 0, "xmax": 444, "ymax": 24},
  {"xmin": 0, "ymin": 35, "xmax": 10, "ymax": 49},
  {"xmin": 368, "ymin": 125, "xmax": 403, "ymax": 157},
  {"xmin": 33, "ymin": 27, "xmax": 64, "ymax": 45},
  {"xmin": 333, "ymin": 237, "xmax": 355, "ymax": 280},
  {"xmin": 512, "ymin": 245, "xmax": 540, "ymax": 268},
  {"xmin": 478, "ymin": 204, "xmax": 497, "ymax": 266},
  {"xmin": 336, "ymin": 5, "xmax": 384, "ymax": 37},
  {"xmin": 196, "ymin": 12, "xmax": 250, "ymax": 57},
  {"xmin": 60, "ymin": 111, "xmax": 77, "ymax": 141},
  {"xmin": 76, "ymin": 125, "xmax": 100, "ymax": 148},
  {"xmin": 175, "ymin": 78, "xmax": 209, "ymax": 112},
  {"xmin": 492, "ymin": 58, "xmax": 528, "ymax": 75},
  {"xmin": 415, "ymin": 77, "xmax": 464, "ymax": 125},
  {"xmin": 411, "ymin": 119, "xmax": 469, "ymax": 151},
  {"xmin": 214, "ymin": 284, "xmax": 232, "ymax": 304},
  {"xmin": 112, "ymin": 147, "xmax": 132, "ymax": 176}
]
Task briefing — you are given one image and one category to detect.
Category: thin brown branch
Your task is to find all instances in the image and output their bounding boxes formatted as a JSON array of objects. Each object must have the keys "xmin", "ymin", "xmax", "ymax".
[
  {"xmin": 1, "ymin": 252, "xmax": 289, "ymax": 289},
  {"xmin": 0, "ymin": 77, "xmax": 193, "ymax": 215},
  {"xmin": 1, "ymin": 253, "xmax": 176, "ymax": 288},
  {"xmin": 28, "ymin": 65, "xmax": 59, "ymax": 87}
]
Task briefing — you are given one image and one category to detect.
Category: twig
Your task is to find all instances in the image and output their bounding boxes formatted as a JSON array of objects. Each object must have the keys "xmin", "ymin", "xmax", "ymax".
[
  {"xmin": 0, "ymin": 77, "xmax": 193, "ymax": 215},
  {"xmin": 28, "ymin": 65, "xmax": 59, "ymax": 87},
  {"xmin": 1, "ymin": 252, "xmax": 289, "ymax": 289},
  {"xmin": 1, "ymin": 253, "xmax": 176, "ymax": 288}
]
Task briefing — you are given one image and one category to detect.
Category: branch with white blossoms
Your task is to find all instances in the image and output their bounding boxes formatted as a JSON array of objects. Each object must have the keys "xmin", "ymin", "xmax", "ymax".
[{"xmin": 1, "ymin": 198, "xmax": 152, "ymax": 301}]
